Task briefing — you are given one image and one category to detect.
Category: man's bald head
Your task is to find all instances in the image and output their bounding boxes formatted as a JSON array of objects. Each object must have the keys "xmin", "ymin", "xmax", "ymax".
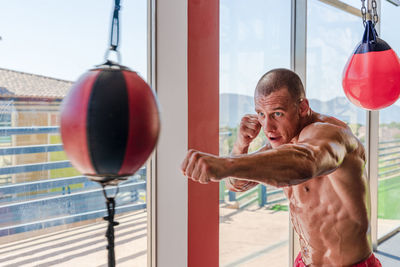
[{"xmin": 255, "ymin": 68, "xmax": 305, "ymax": 102}]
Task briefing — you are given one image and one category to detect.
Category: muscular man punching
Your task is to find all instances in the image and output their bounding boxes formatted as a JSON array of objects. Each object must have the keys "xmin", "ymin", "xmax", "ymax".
[{"xmin": 181, "ymin": 69, "xmax": 381, "ymax": 266}]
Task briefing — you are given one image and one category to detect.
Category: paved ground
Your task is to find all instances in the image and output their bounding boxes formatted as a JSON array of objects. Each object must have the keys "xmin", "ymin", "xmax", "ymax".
[
  {"xmin": 0, "ymin": 205, "xmax": 290, "ymax": 267},
  {"xmin": 0, "ymin": 206, "xmax": 399, "ymax": 267},
  {"xmin": 375, "ymin": 232, "xmax": 400, "ymax": 266},
  {"xmin": 220, "ymin": 205, "xmax": 289, "ymax": 267},
  {"xmin": 0, "ymin": 211, "xmax": 148, "ymax": 267}
]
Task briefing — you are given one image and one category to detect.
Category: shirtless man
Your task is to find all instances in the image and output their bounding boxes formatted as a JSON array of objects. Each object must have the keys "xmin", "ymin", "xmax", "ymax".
[{"xmin": 181, "ymin": 69, "xmax": 382, "ymax": 266}]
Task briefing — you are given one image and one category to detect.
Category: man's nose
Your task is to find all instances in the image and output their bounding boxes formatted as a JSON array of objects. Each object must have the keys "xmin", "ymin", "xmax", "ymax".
[{"xmin": 263, "ymin": 118, "xmax": 276, "ymax": 132}]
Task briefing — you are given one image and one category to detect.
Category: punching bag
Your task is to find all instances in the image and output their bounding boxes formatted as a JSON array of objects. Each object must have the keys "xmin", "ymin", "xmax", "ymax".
[
  {"xmin": 60, "ymin": 61, "xmax": 160, "ymax": 184},
  {"xmin": 59, "ymin": 2, "xmax": 159, "ymax": 266},
  {"xmin": 342, "ymin": 20, "xmax": 400, "ymax": 110}
]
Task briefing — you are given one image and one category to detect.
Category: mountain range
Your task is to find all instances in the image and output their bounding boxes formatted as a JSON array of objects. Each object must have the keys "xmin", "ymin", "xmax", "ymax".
[{"xmin": 220, "ymin": 93, "xmax": 400, "ymax": 128}]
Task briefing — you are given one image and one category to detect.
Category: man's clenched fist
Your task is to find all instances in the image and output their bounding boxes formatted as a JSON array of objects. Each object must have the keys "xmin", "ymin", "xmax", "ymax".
[
  {"xmin": 181, "ymin": 149, "xmax": 230, "ymax": 184},
  {"xmin": 236, "ymin": 114, "xmax": 261, "ymax": 149}
]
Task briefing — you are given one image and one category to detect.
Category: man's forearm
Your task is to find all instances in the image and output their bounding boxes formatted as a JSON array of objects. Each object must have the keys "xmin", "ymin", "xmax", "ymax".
[
  {"xmin": 226, "ymin": 142, "xmax": 257, "ymax": 191},
  {"xmin": 223, "ymin": 144, "xmax": 321, "ymax": 187}
]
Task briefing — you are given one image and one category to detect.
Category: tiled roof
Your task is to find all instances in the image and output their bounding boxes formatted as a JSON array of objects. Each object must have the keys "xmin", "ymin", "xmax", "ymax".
[{"xmin": 0, "ymin": 68, "xmax": 73, "ymax": 99}]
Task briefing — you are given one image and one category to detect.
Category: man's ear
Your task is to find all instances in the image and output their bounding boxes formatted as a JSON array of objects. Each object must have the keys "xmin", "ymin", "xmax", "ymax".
[{"xmin": 298, "ymin": 99, "xmax": 310, "ymax": 117}]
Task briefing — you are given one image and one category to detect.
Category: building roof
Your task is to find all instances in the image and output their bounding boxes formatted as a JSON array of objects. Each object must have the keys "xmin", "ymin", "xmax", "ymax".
[{"xmin": 0, "ymin": 68, "xmax": 73, "ymax": 100}]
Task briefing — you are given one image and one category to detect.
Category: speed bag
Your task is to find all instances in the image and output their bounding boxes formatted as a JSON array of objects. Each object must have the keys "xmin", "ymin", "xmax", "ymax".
[
  {"xmin": 60, "ymin": 62, "xmax": 160, "ymax": 181},
  {"xmin": 342, "ymin": 20, "xmax": 400, "ymax": 110}
]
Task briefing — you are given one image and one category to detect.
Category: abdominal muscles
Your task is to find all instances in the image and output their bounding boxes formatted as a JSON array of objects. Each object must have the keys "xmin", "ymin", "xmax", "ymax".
[{"xmin": 287, "ymin": 175, "xmax": 370, "ymax": 266}]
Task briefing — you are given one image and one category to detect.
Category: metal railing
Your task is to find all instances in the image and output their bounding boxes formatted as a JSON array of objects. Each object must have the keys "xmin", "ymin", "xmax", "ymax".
[
  {"xmin": 1, "ymin": 125, "xmax": 399, "ymax": 236},
  {"xmin": 219, "ymin": 181, "xmax": 286, "ymax": 209},
  {"xmin": 0, "ymin": 126, "xmax": 146, "ymax": 237},
  {"xmin": 378, "ymin": 139, "xmax": 400, "ymax": 178}
]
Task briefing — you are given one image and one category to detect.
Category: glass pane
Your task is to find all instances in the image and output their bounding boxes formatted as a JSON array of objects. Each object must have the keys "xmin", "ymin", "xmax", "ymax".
[
  {"xmin": 377, "ymin": 0, "xmax": 400, "ymax": 239},
  {"xmin": 220, "ymin": 1, "xmax": 291, "ymax": 266},
  {"xmin": 307, "ymin": 0, "xmax": 365, "ymax": 137},
  {"xmin": 0, "ymin": 1, "xmax": 148, "ymax": 266}
]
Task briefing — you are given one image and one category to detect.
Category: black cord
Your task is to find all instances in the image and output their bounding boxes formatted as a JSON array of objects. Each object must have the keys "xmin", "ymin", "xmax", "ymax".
[{"xmin": 102, "ymin": 185, "xmax": 120, "ymax": 267}]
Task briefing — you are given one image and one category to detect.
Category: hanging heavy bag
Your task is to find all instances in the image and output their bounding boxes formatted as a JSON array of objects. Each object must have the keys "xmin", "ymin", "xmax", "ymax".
[{"xmin": 342, "ymin": 19, "xmax": 400, "ymax": 110}]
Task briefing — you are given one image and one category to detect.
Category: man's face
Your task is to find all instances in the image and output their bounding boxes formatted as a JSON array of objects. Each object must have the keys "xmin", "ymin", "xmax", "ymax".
[{"xmin": 254, "ymin": 87, "xmax": 303, "ymax": 148}]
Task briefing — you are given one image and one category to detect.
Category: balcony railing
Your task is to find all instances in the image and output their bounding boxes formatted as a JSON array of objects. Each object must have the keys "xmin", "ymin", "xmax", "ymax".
[
  {"xmin": 0, "ymin": 126, "xmax": 146, "ymax": 238},
  {"xmin": 379, "ymin": 139, "xmax": 400, "ymax": 178},
  {"xmin": 1, "ymin": 125, "xmax": 399, "ymax": 237}
]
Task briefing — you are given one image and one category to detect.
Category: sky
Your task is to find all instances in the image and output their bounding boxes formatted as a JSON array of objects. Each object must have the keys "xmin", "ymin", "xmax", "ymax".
[
  {"xmin": 0, "ymin": 0, "xmax": 399, "ymax": 104},
  {"xmin": 0, "ymin": 0, "xmax": 148, "ymax": 81},
  {"xmin": 220, "ymin": 0, "xmax": 291, "ymax": 97}
]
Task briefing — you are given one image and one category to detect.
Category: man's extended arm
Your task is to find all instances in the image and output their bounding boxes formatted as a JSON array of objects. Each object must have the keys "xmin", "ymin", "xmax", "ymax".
[{"xmin": 181, "ymin": 122, "xmax": 359, "ymax": 186}]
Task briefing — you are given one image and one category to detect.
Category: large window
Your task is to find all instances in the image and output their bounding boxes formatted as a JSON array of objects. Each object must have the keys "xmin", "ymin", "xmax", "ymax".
[
  {"xmin": 219, "ymin": 1, "xmax": 291, "ymax": 266},
  {"xmin": 377, "ymin": 0, "xmax": 400, "ymax": 240},
  {"xmin": 0, "ymin": 1, "xmax": 149, "ymax": 266},
  {"xmin": 307, "ymin": 0, "xmax": 366, "ymax": 138}
]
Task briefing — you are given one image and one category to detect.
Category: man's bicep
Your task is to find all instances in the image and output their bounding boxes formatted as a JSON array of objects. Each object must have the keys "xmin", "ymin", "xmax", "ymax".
[{"xmin": 297, "ymin": 123, "xmax": 356, "ymax": 175}]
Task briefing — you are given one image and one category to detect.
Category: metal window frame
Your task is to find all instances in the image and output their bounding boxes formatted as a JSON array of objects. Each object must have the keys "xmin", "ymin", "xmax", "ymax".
[
  {"xmin": 147, "ymin": 1, "xmax": 157, "ymax": 266},
  {"xmin": 290, "ymin": 0, "xmax": 307, "ymax": 264},
  {"xmin": 367, "ymin": 109, "xmax": 380, "ymax": 250},
  {"xmin": 368, "ymin": 0, "xmax": 381, "ymax": 251}
]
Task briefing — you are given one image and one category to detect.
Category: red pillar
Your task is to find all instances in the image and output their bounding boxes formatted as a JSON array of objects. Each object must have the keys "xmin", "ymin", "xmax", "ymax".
[{"xmin": 188, "ymin": 0, "xmax": 219, "ymax": 266}]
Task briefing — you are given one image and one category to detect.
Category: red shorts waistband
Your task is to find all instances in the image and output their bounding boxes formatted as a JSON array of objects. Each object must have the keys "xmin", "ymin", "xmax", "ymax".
[{"xmin": 294, "ymin": 252, "xmax": 382, "ymax": 267}]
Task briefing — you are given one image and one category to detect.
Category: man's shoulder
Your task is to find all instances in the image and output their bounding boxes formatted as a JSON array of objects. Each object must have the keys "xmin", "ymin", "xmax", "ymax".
[
  {"xmin": 299, "ymin": 121, "xmax": 346, "ymax": 142},
  {"xmin": 301, "ymin": 111, "xmax": 349, "ymax": 137},
  {"xmin": 297, "ymin": 111, "xmax": 355, "ymax": 143},
  {"xmin": 298, "ymin": 113, "xmax": 363, "ymax": 156},
  {"xmin": 312, "ymin": 111, "xmax": 349, "ymax": 129}
]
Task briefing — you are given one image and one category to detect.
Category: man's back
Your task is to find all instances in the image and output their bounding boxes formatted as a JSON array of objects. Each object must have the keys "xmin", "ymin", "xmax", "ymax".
[{"xmin": 284, "ymin": 112, "xmax": 371, "ymax": 266}]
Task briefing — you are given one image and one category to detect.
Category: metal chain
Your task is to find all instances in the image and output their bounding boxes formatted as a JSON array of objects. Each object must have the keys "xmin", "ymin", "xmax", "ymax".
[
  {"xmin": 371, "ymin": 0, "xmax": 379, "ymax": 25},
  {"xmin": 361, "ymin": 0, "xmax": 379, "ymax": 26},
  {"xmin": 361, "ymin": 0, "xmax": 367, "ymax": 26}
]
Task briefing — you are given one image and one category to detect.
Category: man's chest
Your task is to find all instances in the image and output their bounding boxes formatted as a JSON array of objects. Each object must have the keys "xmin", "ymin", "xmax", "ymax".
[{"xmin": 284, "ymin": 176, "xmax": 328, "ymax": 209}]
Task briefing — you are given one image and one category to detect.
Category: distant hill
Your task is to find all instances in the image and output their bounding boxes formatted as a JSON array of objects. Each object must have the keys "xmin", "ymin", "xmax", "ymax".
[
  {"xmin": 220, "ymin": 93, "xmax": 255, "ymax": 128},
  {"xmin": 220, "ymin": 93, "xmax": 400, "ymax": 128}
]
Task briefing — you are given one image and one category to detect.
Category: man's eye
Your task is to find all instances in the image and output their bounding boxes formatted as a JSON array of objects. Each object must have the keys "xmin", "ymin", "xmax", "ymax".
[
  {"xmin": 274, "ymin": 112, "xmax": 283, "ymax": 117},
  {"xmin": 258, "ymin": 112, "xmax": 264, "ymax": 117}
]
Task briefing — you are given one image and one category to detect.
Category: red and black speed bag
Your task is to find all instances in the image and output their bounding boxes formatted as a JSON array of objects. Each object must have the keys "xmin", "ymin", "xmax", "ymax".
[
  {"xmin": 342, "ymin": 20, "xmax": 400, "ymax": 110},
  {"xmin": 60, "ymin": 62, "xmax": 160, "ymax": 181}
]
